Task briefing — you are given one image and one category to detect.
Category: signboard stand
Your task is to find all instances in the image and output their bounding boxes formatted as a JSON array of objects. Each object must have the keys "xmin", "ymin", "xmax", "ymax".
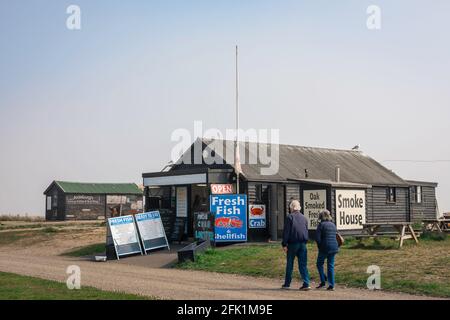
[
  {"xmin": 135, "ymin": 211, "xmax": 170, "ymax": 254},
  {"xmin": 107, "ymin": 215, "xmax": 143, "ymax": 260}
]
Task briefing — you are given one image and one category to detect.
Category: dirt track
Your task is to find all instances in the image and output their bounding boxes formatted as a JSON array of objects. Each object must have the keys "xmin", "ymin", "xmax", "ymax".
[{"xmin": 0, "ymin": 224, "xmax": 442, "ymax": 300}]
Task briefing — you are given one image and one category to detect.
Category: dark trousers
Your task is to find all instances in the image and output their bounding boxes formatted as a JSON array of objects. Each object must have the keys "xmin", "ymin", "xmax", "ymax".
[
  {"xmin": 316, "ymin": 252, "xmax": 336, "ymax": 287},
  {"xmin": 284, "ymin": 242, "xmax": 310, "ymax": 287}
]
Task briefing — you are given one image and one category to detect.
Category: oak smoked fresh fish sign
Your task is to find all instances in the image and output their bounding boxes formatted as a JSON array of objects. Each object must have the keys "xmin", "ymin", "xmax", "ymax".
[{"xmin": 210, "ymin": 194, "xmax": 247, "ymax": 242}]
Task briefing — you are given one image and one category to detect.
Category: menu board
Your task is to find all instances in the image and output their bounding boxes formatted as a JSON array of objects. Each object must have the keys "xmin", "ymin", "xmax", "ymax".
[
  {"xmin": 135, "ymin": 211, "xmax": 169, "ymax": 252},
  {"xmin": 176, "ymin": 187, "xmax": 188, "ymax": 217},
  {"xmin": 108, "ymin": 215, "xmax": 142, "ymax": 259}
]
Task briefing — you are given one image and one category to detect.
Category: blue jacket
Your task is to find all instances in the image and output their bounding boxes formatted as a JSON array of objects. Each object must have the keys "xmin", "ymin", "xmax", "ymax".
[
  {"xmin": 316, "ymin": 221, "xmax": 339, "ymax": 254},
  {"xmin": 282, "ymin": 211, "xmax": 309, "ymax": 247}
]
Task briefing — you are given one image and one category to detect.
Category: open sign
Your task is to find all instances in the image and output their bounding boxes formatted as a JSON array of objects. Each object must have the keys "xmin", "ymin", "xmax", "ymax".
[{"xmin": 211, "ymin": 184, "xmax": 233, "ymax": 194}]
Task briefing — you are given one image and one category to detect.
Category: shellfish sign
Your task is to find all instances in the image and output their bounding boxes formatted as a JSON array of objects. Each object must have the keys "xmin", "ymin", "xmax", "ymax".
[
  {"xmin": 210, "ymin": 194, "xmax": 247, "ymax": 242},
  {"xmin": 336, "ymin": 190, "xmax": 366, "ymax": 230}
]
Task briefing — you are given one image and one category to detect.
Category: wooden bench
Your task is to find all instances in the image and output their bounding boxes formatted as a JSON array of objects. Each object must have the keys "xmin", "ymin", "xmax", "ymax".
[
  {"xmin": 360, "ymin": 222, "xmax": 419, "ymax": 248},
  {"xmin": 422, "ymin": 219, "xmax": 450, "ymax": 233}
]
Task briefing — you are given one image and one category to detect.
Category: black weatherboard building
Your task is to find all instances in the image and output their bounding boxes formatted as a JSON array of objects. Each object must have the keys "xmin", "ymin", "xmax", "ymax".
[
  {"xmin": 44, "ymin": 181, "xmax": 143, "ymax": 221},
  {"xmin": 142, "ymin": 138, "xmax": 438, "ymax": 241}
]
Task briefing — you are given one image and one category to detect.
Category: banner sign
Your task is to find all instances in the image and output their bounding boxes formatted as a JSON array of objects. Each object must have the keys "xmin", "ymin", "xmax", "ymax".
[
  {"xmin": 194, "ymin": 212, "xmax": 215, "ymax": 242},
  {"xmin": 108, "ymin": 215, "xmax": 142, "ymax": 259},
  {"xmin": 135, "ymin": 211, "xmax": 169, "ymax": 253},
  {"xmin": 303, "ymin": 190, "xmax": 327, "ymax": 230},
  {"xmin": 249, "ymin": 204, "xmax": 266, "ymax": 228},
  {"xmin": 211, "ymin": 184, "xmax": 233, "ymax": 194},
  {"xmin": 67, "ymin": 195, "xmax": 102, "ymax": 205},
  {"xmin": 335, "ymin": 190, "xmax": 366, "ymax": 230},
  {"xmin": 210, "ymin": 194, "xmax": 247, "ymax": 242}
]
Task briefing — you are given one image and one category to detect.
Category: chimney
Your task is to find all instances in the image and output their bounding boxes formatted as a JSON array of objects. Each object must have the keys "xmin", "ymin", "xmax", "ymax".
[{"xmin": 335, "ymin": 166, "xmax": 341, "ymax": 183}]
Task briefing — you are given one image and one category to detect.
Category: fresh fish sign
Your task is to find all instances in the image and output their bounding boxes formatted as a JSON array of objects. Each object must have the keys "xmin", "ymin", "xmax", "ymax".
[
  {"xmin": 249, "ymin": 204, "xmax": 266, "ymax": 228},
  {"xmin": 210, "ymin": 194, "xmax": 247, "ymax": 242}
]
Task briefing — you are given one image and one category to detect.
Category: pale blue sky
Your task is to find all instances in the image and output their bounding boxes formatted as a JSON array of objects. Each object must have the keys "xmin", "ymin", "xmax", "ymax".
[{"xmin": 0, "ymin": 0, "xmax": 449, "ymax": 215}]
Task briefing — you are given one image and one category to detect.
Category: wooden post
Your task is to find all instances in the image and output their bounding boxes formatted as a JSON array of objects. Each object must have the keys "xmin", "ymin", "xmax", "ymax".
[
  {"xmin": 399, "ymin": 225, "xmax": 406, "ymax": 248},
  {"xmin": 408, "ymin": 225, "xmax": 419, "ymax": 244}
]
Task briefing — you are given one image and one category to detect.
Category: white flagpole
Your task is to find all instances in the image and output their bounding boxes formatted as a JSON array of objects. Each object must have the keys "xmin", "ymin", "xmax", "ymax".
[{"xmin": 235, "ymin": 45, "xmax": 240, "ymax": 194}]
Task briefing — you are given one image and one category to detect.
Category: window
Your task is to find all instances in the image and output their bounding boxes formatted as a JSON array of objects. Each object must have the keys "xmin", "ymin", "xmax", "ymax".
[
  {"xmin": 46, "ymin": 196, "xmax": 52, "ymax": 210},
  {"xmin": 255, "ymin": 184, "xmax": 262, "ymax": 202},
  {"xmin": 416, "ymin": 186, "xmax": 422, "ymax": 204},
  {"xmin": 386, "ymin": 187, "xmax": 396, "ymax": 203}
]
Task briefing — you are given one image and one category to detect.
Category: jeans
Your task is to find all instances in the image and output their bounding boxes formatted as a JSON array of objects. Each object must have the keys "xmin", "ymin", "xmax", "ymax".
[
  {"xmin": 316, "ymin": 252, "xmax": 336, "ymax": 287},
  {"xmin": 284, "ymin": 242, "xmax": 310, "ymax": 287}
]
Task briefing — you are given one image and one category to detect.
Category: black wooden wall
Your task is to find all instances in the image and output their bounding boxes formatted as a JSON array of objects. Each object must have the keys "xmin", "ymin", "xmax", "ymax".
[
  {"xmin": 410, "ymin": 186, "xmax": 437, "ymax": 221},
  {"xmin": 370, "ymin": 187, "xmax": 410, "ymax": 222}
]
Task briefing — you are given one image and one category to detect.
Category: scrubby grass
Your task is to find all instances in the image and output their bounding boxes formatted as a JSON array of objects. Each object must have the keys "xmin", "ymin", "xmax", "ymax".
[
  {"xmin": 0, "ymin": 221, "xmax": 105, "ymax": 231},
  {"xmin": 421, "ymin": 231, "xmax": 447, "ymax": 241},
  {"xmin": 0, "ymin": 215, "xmax": 44, "ymax": 222},
  {"xmin": 62, "ymin": 243, "xmax": 106, "ymax": 257},
  {"xmin": 0, "ymin": 223, "xmax": 46, "ymax": 231},
  {"xmin": 41, "ymin": 227, "xmax": 59, "ymax": 233},
  {"xmin": 0, "ymin": 227, "xmax": 87, "ymax": 246},
  {"xmin": 0, "ymin": 271, "xmax": 150, "ymax": 300},
  {"xmin": 177, "ymin": 235, "xmax": 450, "ymax": 297},
  {"xmin": 0, "ymin": 230, "xmax": 31, "ymax": 245}
]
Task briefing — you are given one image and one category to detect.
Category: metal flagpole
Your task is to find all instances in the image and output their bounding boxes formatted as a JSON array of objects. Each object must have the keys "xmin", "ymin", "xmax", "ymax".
[{"xmin": 235, "ymin": 45, "xmax": 240, "ymax": 194}]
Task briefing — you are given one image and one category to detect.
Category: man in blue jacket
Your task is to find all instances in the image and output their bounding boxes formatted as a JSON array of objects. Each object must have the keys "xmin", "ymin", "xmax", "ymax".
[{"xmin": 281, "ymin": 200, "xmax": 311, "ymax": 290}]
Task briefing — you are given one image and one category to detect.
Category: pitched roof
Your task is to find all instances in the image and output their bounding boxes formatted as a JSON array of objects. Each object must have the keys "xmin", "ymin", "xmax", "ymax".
[
  {"xmin": 199, "ymin": 138, "xmax": 407, "ymax": 186},
  {"xmin": 44, "ymin": 181, "xmax": 142, "ymax": 195}
]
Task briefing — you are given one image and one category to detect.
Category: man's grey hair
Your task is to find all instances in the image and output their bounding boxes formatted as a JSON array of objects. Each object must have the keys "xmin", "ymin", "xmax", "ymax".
[
  {"xmin": 319, "ymin": 210, "xmax": 333, "ymax": 222},
  {"xmin": 289, "ymin": 200, "xmax": 301, "ymax": 212}
]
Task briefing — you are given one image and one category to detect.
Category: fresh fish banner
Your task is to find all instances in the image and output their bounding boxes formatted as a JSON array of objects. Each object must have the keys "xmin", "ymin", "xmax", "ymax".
[{"xmin": 210, "ymin": 194, "xmax": 247, "ymax": 242}]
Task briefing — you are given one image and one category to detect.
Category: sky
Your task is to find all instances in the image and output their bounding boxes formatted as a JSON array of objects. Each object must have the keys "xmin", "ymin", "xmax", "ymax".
[{"xmin": 0, "ymin": 0, "xmax": 449, "ymax": 216}]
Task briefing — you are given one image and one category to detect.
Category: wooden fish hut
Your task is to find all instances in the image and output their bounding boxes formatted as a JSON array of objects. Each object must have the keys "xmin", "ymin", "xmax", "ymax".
[
  {"xmin": 44, "ymin": 181, "xmax": 143, "ymax": 221},
  {"xmin": 142, "ymin": 138, "xmax": 439, "ymax": 241}
]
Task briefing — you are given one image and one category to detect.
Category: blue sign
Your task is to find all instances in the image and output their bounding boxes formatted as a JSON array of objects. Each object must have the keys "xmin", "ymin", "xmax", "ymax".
[
  {"xmin": 109, "ymin": 215, "xmax": 135, "ymax": 226},
  {"xmin": 210, "ymin": 194, "xmax": 247, "ymax": 242},
  {"xmin": 135, "ymin": 211, "xmax": 160, "ymax": 222}
]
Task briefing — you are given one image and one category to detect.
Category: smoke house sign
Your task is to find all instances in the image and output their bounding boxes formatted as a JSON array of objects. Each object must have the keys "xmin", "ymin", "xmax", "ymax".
[
  {"xmin": 303, "ymin": 190, "xmax": 327, "ymax": 230},
  {"xmin": 335, "ymin": 190, "xmax": 366, "ymax": 230}
]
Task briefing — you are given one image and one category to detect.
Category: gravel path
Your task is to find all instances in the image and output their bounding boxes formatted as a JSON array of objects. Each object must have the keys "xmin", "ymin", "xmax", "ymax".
[{"xmin": 0, "ymin": 251, "xmax": 438, "ymax": 300}]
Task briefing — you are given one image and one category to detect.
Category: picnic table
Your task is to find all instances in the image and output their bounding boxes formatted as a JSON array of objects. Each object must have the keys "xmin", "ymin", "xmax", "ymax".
[
  {"xmin": 358, "ymin": 222, "xmax": 419, "ymax": 248},
  {"xmin": 422, "ymin": 219, "xmax": 450, "ymax": 233}
]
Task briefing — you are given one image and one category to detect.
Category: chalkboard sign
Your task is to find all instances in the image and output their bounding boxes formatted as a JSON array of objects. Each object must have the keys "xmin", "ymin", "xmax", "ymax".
[
  {"xmin": 194, "ymin": 211, "xmax": 215, "ymax": 243},
  {"xmin": 108, "ymin": 215, "xmax": 143, "ymax": 260},
  {"xmin": 171, "ymin": 217, "xmax": 187, "ymax": 243},
  {"xmin": 135, "ymin": 211, "xmax": 170, "ymax": 253},
  {"xmin": 159, "ymin": 208, "xmax": 175, "ymax": 237}
]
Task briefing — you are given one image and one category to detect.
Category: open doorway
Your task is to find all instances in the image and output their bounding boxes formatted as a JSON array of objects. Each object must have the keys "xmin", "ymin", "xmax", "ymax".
[{"xmin": 189, "ymin": 184, "xmax": 209, "ymax": 236}]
